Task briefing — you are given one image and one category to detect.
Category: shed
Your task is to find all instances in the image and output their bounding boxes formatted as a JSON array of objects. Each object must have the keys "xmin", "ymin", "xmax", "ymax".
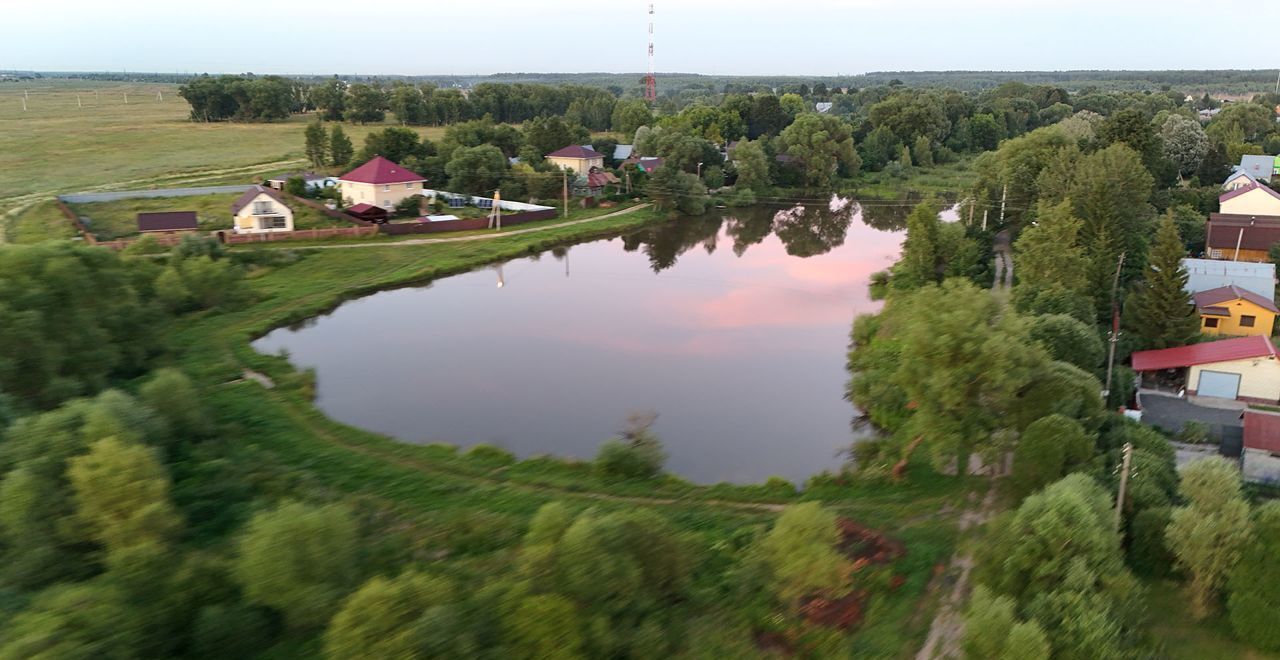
[
  {"xmin": 346, "ymin": 202, "xmax": 389, "ymax": 223},
  {"xmin": 1243, "ymin": 410, "xmax": 1280, "ymax": 483},
  {"xmin": 1182, "ymin": 258, "xmax": 1276, "ymax": 300},
  {"xmin": 137, "ymin": 211, "xmax": 198, "ymax": 233}
]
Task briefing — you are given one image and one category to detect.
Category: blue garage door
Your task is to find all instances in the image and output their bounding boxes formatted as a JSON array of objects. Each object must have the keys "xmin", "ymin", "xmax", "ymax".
[{"xmin": 1198, "ymin": 370, "xmax": 1242, "ymax": 399}]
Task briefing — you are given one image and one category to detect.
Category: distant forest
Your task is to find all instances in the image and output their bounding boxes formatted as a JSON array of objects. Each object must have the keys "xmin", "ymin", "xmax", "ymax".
[{"xmin": 9, "ymin": 69, "xmax": 1280, "ymax": 95}]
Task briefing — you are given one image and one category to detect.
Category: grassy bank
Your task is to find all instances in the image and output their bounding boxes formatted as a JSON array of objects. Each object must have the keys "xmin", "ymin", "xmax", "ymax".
[{"xmin": 68, "ymin": 193, "xmax": 346, "ymax": 240}]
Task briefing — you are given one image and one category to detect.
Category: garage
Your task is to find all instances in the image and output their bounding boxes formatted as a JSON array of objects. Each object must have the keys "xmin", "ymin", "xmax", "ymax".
[
  {"xmin": 1131, "ymin": 335, "xmax": 1280, "ymax": 404},
  {"xmin": 1197, "ymin": 370, "xmax": 1242, "ymax": 399}
]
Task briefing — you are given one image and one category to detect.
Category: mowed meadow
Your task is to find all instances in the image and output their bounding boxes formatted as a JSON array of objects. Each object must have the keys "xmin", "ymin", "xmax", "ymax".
[{"xmin": 0, "ymin": 79, "xmax": 443, "ymax": 215}]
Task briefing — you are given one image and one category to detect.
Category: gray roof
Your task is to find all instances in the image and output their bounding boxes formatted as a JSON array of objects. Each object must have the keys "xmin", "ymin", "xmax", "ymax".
[
  {"xmin": 1225, "ymin": 166, "xmax": 1258, "ymax": 188},
  {"xmin": 1239, "ymin": 155, "xmax": 1276, "ymax": 183},
  {"xmin": 815, "ymin": 102, "xmax": 833, "ymax": 113},
  {"xmin": 1183, "ymin": 258, "xmax": 1277, "ymax": 301},
  {"xmin": 614, "ymin": 144, "xmax": 633, "ymax": 160}
]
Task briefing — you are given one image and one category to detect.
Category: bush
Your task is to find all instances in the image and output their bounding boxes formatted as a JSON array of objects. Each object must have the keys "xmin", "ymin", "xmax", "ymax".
[
  {"xmin": 122, "ymin": 234, "xmax": 167, "ymax": 256},
  {"xmin": 595, "ymin": 436, "xmax": 666, "ymax": 480},
  {"xmin": 1175, "ymin": 420, "xmax": 1210, "ymax": 444},
  {"xmin": 394, "ymin": 194, "xmax": 424, "ymax": 218},
  {"xmin": 1127, "ymin": 507, "xmax": 1173, "ymax": 577},
  {"xmin": 1028, "ymin": 314, "xmax": 1105, "ymax": 373},
  {"xmin": 464, "ymin": 444, "xmax": 516, "ymax": 467}
]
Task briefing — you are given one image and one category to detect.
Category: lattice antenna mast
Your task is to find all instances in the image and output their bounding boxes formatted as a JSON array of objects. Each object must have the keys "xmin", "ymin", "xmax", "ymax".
[{"xmin": 645, "ymin": 3, "xmax": 656, "ymax": 102}]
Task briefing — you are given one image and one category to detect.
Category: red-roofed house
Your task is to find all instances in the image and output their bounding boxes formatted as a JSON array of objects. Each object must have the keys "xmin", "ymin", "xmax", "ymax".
[
  {"xmin": 1242, "ymin": 409, "xmax": 1280, "ymax": 483},
  {"xmin": 1131, "ymin": 335, "xmax": 1280, "ymax": 402},
  {"xmin": 1193, "ymin": 284, "xmax": 1278, "ymax": 337},
  {"xmin": 545, "ymin": 145, "xmax": 605, "ymax": 174},
  {"xmin": 338, "ymin": 156, "xmax": 427, "ymax": 211},
  {"xmin": 1205, "ymin": 213, "xmax": 1280, "ymax": 262}
]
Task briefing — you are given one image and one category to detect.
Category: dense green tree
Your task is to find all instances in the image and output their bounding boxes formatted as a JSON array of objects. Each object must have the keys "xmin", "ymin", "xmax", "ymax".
[
  {"xmin": 355, "ymin": 126, "xmax": 433, "ymax": 166},
  {"xmin": 1010, "ymin": 414, "xmax": 1091, "ymax": 497},
  {"xmin": 523, "ymin": 116, "xmax": 590, "ymax": 156},
  {"xmin": 445, "ymin": 145, "xmax": 507, "ymax": 196},
  {"xmin": 611, "ymin": 99, "xmax": 653, "ymax": 136},
  {"xmin": 893, "ymin": 200, "xmax": 942, "ymax": 289},
  {"xmin": 1027, "ymin": 314, "xmax": 1104, "ymax": 372},
  {"xmin": 646, "ymin": 165, "xmax": 708, "ymax": 216},
  {"xmin": 329, "ymin": 125, "xmax": 354, "ymax": 167},
  {"xmin": 0, "ymin": 582, "xmax": 141, "ymax": 659},
  {"xmin": 1207, "ymin": 102, "xmax": 1275, "ymax": 143},
  {"xmin": 1124, "ymin": 212, "xmax": 1198, "ymax": 350},
  {"xmin": 778, "ymin": 113, "xmax": 860, "ymax": 188},
  {"xmin": 1099, "ymin": 108, "xmax": 1164, "ymax": 173},
  {"xmin": 68, "ymin": 437, "xmax": 181, "ymax": 556},
  {"xmin": 748, "ymin": 95, "xmax": 790, "ymax": 138},
  {"xmin": 1227, "ymin": 501, "xmax": 1280, "ymax": 650},
  {"xmin": 731, "ymin": 140, "xmax": 770, "ymax": 191},
  {"xmin": 308, "ymin": 79, "xmax": 347, "ymax": 121},
  {"xmin": 1065, "ymin": 143, "xmax": 1155, "ymax": 298},
  {"xmin": 234, "ymin": 502, "xmax": 359, "ymax": 629},
  {"xmin": 759, "ymin": 502, "xmax": 845, "ymax": 603},
  {"xmin": 389, "ymin": 84, "xmax": 429, "ymax": 125},
  {"xmin": 594, "ymin": 413, "xmax": 667, "ymax": 480},
  {"xmin": 859, "ymin": 125, "xmax": 901, "ymax": 171},
  {"xmin": 968, "ymin": 113, "xmax": 1003, "ymax": 151},
  {"xmin": 963, "ymin": 586, "xmax": 1050, "ymax": 660},
  {"xmin": 304, "ymin": 121, "xmax": 328, "ymax": 168},
  {"xmin": 893, "ymin": 280, "xmax": 1048, "ymax": 469},
  {"xmin": 325, "ymin": 572, "xmax": 461, "ymax": 660},
  {"xmin": 139, "ymin": 368, "xmax": 212, "ymax": 439},
  {"xmin": 1167, "ymin": 457, "xmax": 1252, "ymax": 619},
  {"xmin": 1160, "ymin": 114, "xmax": 1210, "ymax": 177},
  {"xmin": 507, "ymin": 594, "xmax": 584, "ymax": 660},
  {"xmin": 913, "ymin": 135, "xmax": 934, "ymax": 167},
  {"xmin": 344, "ymin": 84, "xmax": 389, "ymax": 124}
]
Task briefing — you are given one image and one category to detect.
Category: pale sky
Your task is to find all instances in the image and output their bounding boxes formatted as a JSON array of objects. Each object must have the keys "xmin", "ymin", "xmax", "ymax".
[{"xmin": 4, "ymin": 0, "xmax": 1277, "ymax": 77}]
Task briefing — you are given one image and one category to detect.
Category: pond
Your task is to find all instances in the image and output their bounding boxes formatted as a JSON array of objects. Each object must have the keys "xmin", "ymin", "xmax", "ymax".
[{"xmin": 254, "ymin": 197, "xmax": 937, "ymax": 484}]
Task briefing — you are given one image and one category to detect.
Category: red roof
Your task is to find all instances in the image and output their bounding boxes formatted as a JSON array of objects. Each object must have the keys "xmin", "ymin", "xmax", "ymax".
[
  {"xmin": 1205, "ymin": 213, "xmax": 1280, "ymax": 252},
  {"xmin": 339, "ymin": 156, "xmax": 426, "ymax": 184},
  {"xmin": 1244, "ymin": 410, "xmax": 1280, "ymax": 452},
  {"xmin": 1131, "ymin": 335, "xmax": 1279, "ymax": 372},
  {"xmin": 1194, "ymin": 284, "xmax": 1280, "ymax": 313},
  {"xmin": 637, "ymin": 157, "xmax": 663, "ymax": 174},
  {"xmin": 546, "ymin": 145, "xmax": 604, "ymax": 159},
  {"xmin": 1219, "ymin": 182, "xmax": 1280, "ymax": 205},
  {"xmin": 587, "ymin": 170, "xmax": 619, "ymax": 188}
]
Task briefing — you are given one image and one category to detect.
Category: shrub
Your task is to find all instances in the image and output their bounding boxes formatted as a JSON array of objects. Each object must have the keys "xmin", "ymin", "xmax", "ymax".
[
  {"xmin": 464, "ymin": 444, "xmax": 516, "ymax": 467},
  {"xmin": 1175, "ymin": 420, "xmax": 1210, "ymax": 444},
  {"xmin": 594, "ymin": 437, "xmax": 665, "ymax": 480}
]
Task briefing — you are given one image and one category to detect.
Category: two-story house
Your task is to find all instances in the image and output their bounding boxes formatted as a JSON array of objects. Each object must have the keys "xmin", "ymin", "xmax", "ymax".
[
  {"xmin": 231, "ymin": 185, "xmax": 294, "ymax": 233},
  {"xmin": 338, "ymin": 156, "xmax": 428, "ymax": 210}
]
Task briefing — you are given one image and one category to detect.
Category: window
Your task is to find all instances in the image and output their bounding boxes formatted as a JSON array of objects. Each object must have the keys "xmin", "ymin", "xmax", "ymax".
[
  {"xmin": 384, "ymin": 184, "xmax": 391, "ymax": 191},
  {"xmin": 1208, "ymin": 249, "xmax": 1223, "ymax": 259},
  {"xmin": 260, "ymin": 216, "xmax": 288, "ymax": 230},
  {"xmin": 383, "ymin": 200, "xmax": 391, "ymax": 207},
  {"xmin": 1205, "ymin": 318, "xmax": 1220, "ymax": 328},
  {"xmin": 1241, "ymin": 315, "xmax": 1257, "ymax": 327},
  {"xmin": 406, "ymin": 183, "xmax": 415, "ymax": 189},
  {"xmin": 252, "ymin": 201, "xmax": 272, "ymax": 215}
]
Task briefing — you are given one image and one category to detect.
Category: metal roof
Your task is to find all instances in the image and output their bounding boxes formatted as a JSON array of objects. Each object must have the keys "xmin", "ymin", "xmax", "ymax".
[{"xmin": 1132, "ymin": 335, "xmax": 1279, "ymax": 372}]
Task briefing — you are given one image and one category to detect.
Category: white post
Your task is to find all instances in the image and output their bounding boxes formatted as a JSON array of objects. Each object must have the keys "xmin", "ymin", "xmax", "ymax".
[
  {"xmin": 1235, "ymin": 227, "xmax": 1246, "ymax": 261},
  {"xmin": 21, "ymin": 96, "xmax": 27, "ymax": 112},
  {"xmin": 1114, "ymin": 443, "xmax": 1133, "ymax": 534},
  {"xmin": 999, "ymin": 183, "xmax": 1007, "ymax": 225},
  {"xmin": 123, "ymin": 92, "xmax": 128, "ymax": 104},
  {"xmin": 156, "ymin": 90, "xmax": 163, "ymax": 102},
  {"xmin": 77, "ymin": 94, "xmax": 82, "ymax": 108}
]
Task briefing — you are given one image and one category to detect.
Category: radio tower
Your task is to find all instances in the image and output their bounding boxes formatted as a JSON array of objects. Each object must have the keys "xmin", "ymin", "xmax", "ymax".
[{"xmin": 644, "ymin": 3, "xmax": 656, "ymax": 102}]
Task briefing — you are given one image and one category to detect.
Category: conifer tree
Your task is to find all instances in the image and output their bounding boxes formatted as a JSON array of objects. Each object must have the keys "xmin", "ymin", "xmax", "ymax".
[{"xmin": 1124, "ymin": 211, "xmax": 1199, "ymax": 349}]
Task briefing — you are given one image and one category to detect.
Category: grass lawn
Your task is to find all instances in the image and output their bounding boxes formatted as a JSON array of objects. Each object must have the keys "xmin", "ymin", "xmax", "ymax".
[
  {"xmin": 67, "ymin": 193, "xmax": 351, "ymax": 240},
  {"xmin": 4, "ymin": 199, "xmax": 78, "ymax": 244},
  {"xmin": 1143, "ymin": 579, "xmax": 1279, "ymax": 660},
  {"xmin": 0, "ymin": 80, "xmax": 443, "ymax": 208},
  {"xmin": 847, "ymin": 158, "xmax": 979, "ymax": 198}
]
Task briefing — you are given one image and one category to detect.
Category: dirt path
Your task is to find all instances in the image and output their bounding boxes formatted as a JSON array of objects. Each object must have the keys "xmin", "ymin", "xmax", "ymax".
[
  {"xmin": 915, "ymin": 481, "xmax": 998, "ymax": 660},
  {"xmin": 992, "ymin": 229, "xmax": 1013, "ymax": 291},
  {"xmin": 297, "ymin": 203, "xmax": 653, "ymax": 250}
]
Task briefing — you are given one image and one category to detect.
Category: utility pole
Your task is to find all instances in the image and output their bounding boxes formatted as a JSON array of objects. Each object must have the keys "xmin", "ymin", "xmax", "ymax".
[
  {"xmin": 21, "ymin": 96, "xmax": 27, "ymax": 112},
  {"xmin": 625, "ymin": 169, "xmax": 631, "ymax": 195},
  {"xmin": 562, "ymin": 171, "xmax": 569, "ymax": 218},
  {"xmin": 1103, "ymin": 251, "xmax": 1127, "ymax": 401},
  {"xmin": 967, "ymin": 200, "xmax": 974, "ymax": 227},
  {"xmin": 489, "ymin": 189, "xmax": 502, "ymax": 230},
  {"xmin": 77, "ymin": 93, "xmax": 82, "ymax": 108},
  {"xmin": 1114, "ymin": 442, "xmax": 1134, "ymax": 534},
  {"xmin": 156, "ymin": 90, "xmax": 163, "ymax": 102},
  {"xmin": 123, "ymin": 92, "xmax": 128, "ymax": 104},
  {"xmin": 1275, "ymin": 69, "xmax": 1279, "ymax": 95},
  {"xmin": 981, "ymin": 209, "xmax": 988, "ymax": 232},
  {"xmin": 998, "ymin": 183, "xmax": 1008, "ymax": 225}
]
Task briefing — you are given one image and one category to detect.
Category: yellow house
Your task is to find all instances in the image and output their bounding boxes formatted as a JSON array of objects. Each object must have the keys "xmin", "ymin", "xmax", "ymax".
[
  {"xmin": 545, "ymin": 145, "xmax": 605, "ymax": 174},
  {"xmin": 338, "ymin": 156, "xmax": 428, "ymax": 210},
  {"xmin": 1194, "ymin": 284, "xmax": 1278, "ymax": 337},
  {"xmin": 1219, "ymin": 182, "xmax": 1280, "ymax": 216},
  {"xmin": 231, "ymin": 185, "xmax": 294, "ymax": 233}
]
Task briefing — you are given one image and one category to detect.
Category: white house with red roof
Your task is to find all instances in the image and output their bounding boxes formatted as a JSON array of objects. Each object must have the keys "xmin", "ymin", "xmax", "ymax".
[
  {"xmin": 1218, "ymin": 182, "xmax": 1280, "ymax": 216},
  {"xmin": 545, "ymin": 145, "xmax": 605, "ymax": 174},
  {"xmin": 1131, "ymin": 335, "xmax": 1280, "ymax": 403},
  {"xmin": 337, "ymin": 156, "xmax": 428, "ymax": 211},
  {"xmin": 231, "ymin": 185, "xmax": 294, "ymax": 234}
]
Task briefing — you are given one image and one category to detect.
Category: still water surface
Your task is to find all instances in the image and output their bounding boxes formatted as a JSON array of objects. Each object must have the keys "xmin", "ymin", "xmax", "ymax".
[{"xmin": 254, "ymin": 199, "xmax": 927, "ymax": 484}]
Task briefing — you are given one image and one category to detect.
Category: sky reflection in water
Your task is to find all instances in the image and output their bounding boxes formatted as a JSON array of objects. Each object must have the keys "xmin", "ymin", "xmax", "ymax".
[{"xmin": 254, "ymin": 199, "xmax": 915, "ymax": 484}]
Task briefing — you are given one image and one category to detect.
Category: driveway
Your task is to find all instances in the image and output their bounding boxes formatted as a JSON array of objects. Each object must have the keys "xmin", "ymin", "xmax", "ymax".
[{"xmin": 1138, "ymin": 391, "xmax": 1244, "ymax": 435}]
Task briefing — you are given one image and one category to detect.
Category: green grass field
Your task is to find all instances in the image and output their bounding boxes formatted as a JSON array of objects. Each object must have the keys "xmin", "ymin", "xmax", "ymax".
[
  {"xmin": 0, "ymin": 80, "xmax": 442, "ymax": 213},
  {"xmin": 1144, "ymin": 580, "xmax": 1279, "ymax": 660},
  {"xmin": 67, "ymin": 193, "xmax": 349, "ymax": 240}
]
